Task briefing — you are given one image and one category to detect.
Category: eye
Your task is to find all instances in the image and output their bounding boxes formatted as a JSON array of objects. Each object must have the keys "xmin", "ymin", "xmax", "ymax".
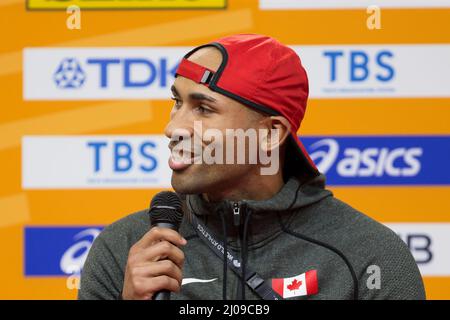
[
  {"xmin": 171, "ymin": 97, "xmax": 182, "ymax": 109},
  {"xmin": 194, "ymin": 105, "xmax": 212, "ymax": 115}
]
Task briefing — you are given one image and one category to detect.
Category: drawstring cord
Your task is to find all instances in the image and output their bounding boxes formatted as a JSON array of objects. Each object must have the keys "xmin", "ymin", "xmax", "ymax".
[
  {"xmin": 219, "ymin": 209, "xmax": 228, "ymax": 300},
  {"xmin": 240, "ymin": 207, "xmax": 253, "ymax": 300}
]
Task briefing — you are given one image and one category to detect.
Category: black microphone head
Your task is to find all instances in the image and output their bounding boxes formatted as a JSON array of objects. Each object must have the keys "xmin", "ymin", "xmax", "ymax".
[{"xmin": 149, "ymin": 191, "xmax": 183, "ymax": 229}]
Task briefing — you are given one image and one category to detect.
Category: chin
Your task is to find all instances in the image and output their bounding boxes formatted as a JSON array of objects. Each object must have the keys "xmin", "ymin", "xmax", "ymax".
[
  {"xmin": 171, "ymin": 165, "xmax": 223, "ymax": 195},
  {"xmin": 171, "ymin": 179, "xmax": 204, "ymax": 195},
  {"xmin": 171, "ymin": 169, "xmax": 205, "ymax": 195}
]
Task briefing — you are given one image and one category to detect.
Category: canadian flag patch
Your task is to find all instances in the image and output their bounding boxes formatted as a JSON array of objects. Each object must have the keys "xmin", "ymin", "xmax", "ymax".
[{"xmin": 271, "ymin": 270, "xmax": 318, "ymax": 299}]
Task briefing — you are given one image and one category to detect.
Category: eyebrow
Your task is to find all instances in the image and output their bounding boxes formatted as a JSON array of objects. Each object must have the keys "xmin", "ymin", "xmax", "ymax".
[
  {"xmin": 171, "ymin": 85, "xmax": 217, "ymax": 103},
  {"xmin": 189, "ymin": 92, "xmax": 217, "ymax": 103}
]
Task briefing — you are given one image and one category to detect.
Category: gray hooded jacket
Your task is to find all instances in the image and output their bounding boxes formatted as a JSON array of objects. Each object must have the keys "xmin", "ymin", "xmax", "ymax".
[{"xmin": 78, "ymin": 174, "xmax": 425, "ymax": 300}]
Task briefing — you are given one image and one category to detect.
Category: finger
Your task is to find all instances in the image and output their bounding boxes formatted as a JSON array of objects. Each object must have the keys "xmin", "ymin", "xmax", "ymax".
[
  {"xmin": 138, "ymin": 276, "xmax": 181, "ymax": 298},
  {"xmin": 130, "ymin": 260, "xmax": 183, "ymax": 284},
  {"xmin": 134, "ymin": 227, "xmax": 187, "ymax": 250},
  {"xmin": 130, "ymin": 275, "xmax": 181, "ymax": 300},
  {"xmin": 137, "ymin": 240, "xmax": 185, "ymax": 268}
]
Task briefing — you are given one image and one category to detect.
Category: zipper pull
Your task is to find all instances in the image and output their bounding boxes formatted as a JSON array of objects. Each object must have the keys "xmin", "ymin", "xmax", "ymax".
[{"xmin": 233, "ymin": 202, "xmax": 240, "ymax": 227}]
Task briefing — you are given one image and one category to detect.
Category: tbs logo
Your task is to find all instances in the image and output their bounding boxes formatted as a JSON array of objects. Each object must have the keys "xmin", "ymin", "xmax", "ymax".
[
  {"xmin": 87, "ymin": 140, "xmax": 159, "ymax": 173},
  {"xmin": 308, "ymin": 139, "xmax": 422, "ymax": 178},
  {"xmin": 323, "ymin": 50, "xmax": 395, "ymax": 83}
]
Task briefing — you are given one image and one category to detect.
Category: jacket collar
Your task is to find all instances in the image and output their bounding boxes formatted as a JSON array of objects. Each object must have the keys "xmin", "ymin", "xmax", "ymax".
[{"xmin": 185, "ymin": 174, "xmax": 332, "ymax": 250}]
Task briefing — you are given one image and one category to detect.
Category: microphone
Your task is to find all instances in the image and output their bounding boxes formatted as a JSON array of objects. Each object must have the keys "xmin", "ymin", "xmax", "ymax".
[{"xmin": 148, "ymin": 191, "xmax": 184, "ymax": 300}]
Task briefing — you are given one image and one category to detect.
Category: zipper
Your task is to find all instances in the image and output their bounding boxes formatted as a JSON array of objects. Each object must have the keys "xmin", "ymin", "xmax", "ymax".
[
  {"xmin": 231, "ymin": 200, "xmax": 248, "ymax": 300},
  {"xmin": 233, "ymin": 202, "xmax": 241, "ymax": 227}
]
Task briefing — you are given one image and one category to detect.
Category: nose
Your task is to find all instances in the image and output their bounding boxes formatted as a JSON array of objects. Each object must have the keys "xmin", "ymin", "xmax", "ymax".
[{"xmin": 164, "ymin": 104, "xmax": 194, "ymax": 143}]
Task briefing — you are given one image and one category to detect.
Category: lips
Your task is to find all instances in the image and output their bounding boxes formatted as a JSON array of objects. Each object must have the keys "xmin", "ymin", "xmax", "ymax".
[
  {"xmin": 168, "ymin": 149, "xmax": 201, "ymax": 171},
  {"xmin": 168, "ymin": 155, "xmax": 192, "ymax": 171},
  {"xmin": 168, "ymin": 137, "xmax": 204, "ymax": 171}
]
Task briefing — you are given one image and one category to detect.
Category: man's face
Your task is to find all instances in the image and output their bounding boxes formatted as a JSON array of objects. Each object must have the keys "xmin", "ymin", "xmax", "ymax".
[{"xmin": 164, "ymin": 47, "xmax": 267, "ymax": 196}]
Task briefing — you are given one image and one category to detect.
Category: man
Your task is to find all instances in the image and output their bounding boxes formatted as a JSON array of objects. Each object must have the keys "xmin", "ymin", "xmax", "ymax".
[{"xmin": 78, "ymin": 34, "xmax": 425, "ymax": 300}]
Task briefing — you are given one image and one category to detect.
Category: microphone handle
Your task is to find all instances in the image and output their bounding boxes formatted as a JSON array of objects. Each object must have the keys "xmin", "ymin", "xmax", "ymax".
[
  {"xmin": 151, "ymin": 222, "xmax": 179, "ymax": 301},
  {"xmin": 153, "ymin": 291, "xmax": 171, "ymax": 300}
]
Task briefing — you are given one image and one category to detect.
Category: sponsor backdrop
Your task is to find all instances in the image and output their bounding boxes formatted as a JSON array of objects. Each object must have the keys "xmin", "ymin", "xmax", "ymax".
[{"xmin": 0, "ymin": 0, "xmax": 449, "ymax": 299}]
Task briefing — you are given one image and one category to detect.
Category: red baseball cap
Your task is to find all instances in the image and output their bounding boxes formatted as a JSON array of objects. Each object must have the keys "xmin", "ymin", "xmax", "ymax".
[{"xmin": 175, "ymin": 34, "xmax": 319, "ymax": 180}]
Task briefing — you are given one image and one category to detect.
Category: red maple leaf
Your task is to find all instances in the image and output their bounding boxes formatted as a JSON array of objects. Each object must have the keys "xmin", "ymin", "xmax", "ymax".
[{"xmin": 287, "ymin": 278, "xmax": 302, "ymax": 291}]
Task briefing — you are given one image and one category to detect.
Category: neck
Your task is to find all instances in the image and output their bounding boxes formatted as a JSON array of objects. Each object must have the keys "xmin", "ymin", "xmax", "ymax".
[{"xmin": 203, "ymin": 171, "xmax": 285, "ymax": 202}]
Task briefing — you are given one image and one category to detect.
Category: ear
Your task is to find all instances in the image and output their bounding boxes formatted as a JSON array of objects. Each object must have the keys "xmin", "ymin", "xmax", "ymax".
[{"xmin": 259, "ymin": 116, "xmax": 291, "ymax": 152}]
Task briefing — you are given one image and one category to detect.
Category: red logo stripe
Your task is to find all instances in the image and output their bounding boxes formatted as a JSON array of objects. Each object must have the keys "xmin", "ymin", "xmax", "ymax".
[{"xmin": 305, "ymin": 270, "xmax": 318, "ymax": 295}]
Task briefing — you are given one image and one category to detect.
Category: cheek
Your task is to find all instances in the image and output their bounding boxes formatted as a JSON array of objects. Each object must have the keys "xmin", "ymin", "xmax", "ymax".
[
  {"xmin": 200, "ymin": 117, "xmax": 261, "ymax": 160},
  {"xmin": 229, "ymin": 114, "xmax": 255, "ymax": 130},
  {"xmin": 210, "ymin": 111, "xmax": 253, "ymax": 129}
]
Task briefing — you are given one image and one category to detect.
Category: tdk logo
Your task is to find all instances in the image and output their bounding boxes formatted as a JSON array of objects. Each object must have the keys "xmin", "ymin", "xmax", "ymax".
[
  {"xmin": 54, "ymin": 58, "xmax": 178, "ymax": 89},
  {"xmin": 323, "ymin": 50, "xmax": 395, "ymax": 83},
  {"xmin": 85, "ymin": 57, "xmax": 177, "ymax": 88},
  {"xmin": 53, "ymin": 58, "xmax": 86, "ymax": 89},
  {"xmin": 87, "ymin": 140, "xmax": 158, "ymax": 173},
  {"xmin": 24, "ymin": 48, "xmax": 189, "ymax": 100},
  {"xmin": 53, "ymin": 57, "xmax": 177, "ymax": 90},
  {"xmin": 25, "ymin": 226, "xmax": 103, "ymax": 276},
  {"xmin": 302, "ymin": 136, "xmax": 450, "ymax": 185}
]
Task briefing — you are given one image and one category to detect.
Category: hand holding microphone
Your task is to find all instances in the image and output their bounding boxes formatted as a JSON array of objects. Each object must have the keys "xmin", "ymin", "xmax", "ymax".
[{"xmin": 122, "ymin": 192, "xmax": 185, "ymax": 300}]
